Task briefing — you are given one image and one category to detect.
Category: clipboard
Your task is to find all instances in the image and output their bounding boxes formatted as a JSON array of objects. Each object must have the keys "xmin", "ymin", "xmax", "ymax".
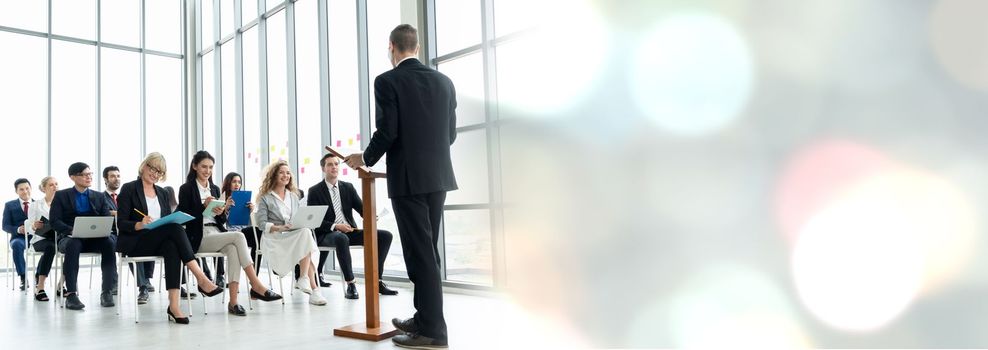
[
  {"xmin": 202, "ymin": 199, "xmax": 225, "ymax": 218},
  {"xmin": 144, "ymin": 211, "xmax": 195, "ymax": 231},
  {"xmin": 228, "ymin": 191, "xmax": 252, "ymax": 226}
]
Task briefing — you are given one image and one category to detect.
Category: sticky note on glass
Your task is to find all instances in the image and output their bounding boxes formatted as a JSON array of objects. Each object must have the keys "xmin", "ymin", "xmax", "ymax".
[
  {"xmin": 348, "ymin": 138, "xmax": 353, "ymax": 146},
  {"xmin": 356, "ymin": 134, "xmax": 361, "ymax": 141},
  {"xmin": 336, "ymin": 140, "xmax": 342, "ymax": 147},
  {"xmin": 342, "ymin": 168, "xmax": 348, "ymax": 176},
  {"xmin": 270, "ymin": 145, "xmax": 276, "ymax": 152},
  {"xmin": 300, "ymin": 167, "xmax": 305, "ymax": 174},
  {"xmin": 304, "ymin": 157, "xmax": 311, "ymax": 165},
  {"xmin": 280, "ymin": 149, "xmax": 286, "ymax": 155}
]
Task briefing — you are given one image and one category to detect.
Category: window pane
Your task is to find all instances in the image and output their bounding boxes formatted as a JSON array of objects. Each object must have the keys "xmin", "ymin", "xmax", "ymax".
[
  {"xmin": 145, "ymin": 56, "xmax": 184, "ymax": 191},
  {"xmin": 202, "ymin": 52, "xmax": 217, "ymax": 156},
  {"xmin": 266, "ymin": 12, "xmax": 288, "ymax": 164},
  {"xmin": 242, "ymin": 0, "xmax": 258, "ymax": 23},
  {"xmin": 243, "ymin": 27, "xmax": 262, "ymax": 187},
  {"xmin": 201, "ymin": 0, "xmax": 215, "ymax": 50},
  {"xmin": 444, "ymin": 209, "xmax": 493, "ymax": 285},
  {"xmin": 295, "ymin": 0, "xmax": 323, "ymax": 189},
  {"xmin": 436, "ymin": 0, "xmax": 481, "ymax": 55},
  {"xmin": 146, "ymin": 0, "xmax": 182, "ymax": 54},
  {"xmin": 221, "ymin": 0, "xmax": 235, "ymax": 37},
  {"xmin": 101, "ymin": 48, "xmax": 142, "ymax": 183},
  {"xmin": 494, "ymin": 0, "xmax": 539, "ymax": 37},
  {"xmin": 266, "ymin": 0, "xmax": 281, "ymax": 12},
  {"xmin": 0, "ymin": 0, "xmax": 47, "ymax": 33},
  {"xmin": 51, "ymin": 41, "xmax": 96, "ymax": 177},
  {"xmin": 437, "ymin": 52, "xmax": 485, "ymax": 127},
  {"xmin": 52, "ymin": 0, "xmax": 96, "ymax": 40},
  {"xmin": 447, "ymin": 129, "xmax": 489, "ymax": 205},
  {"xmin": 328, "ymin": 0, "xmax": 360, "ymax": 166},
  {"xmin": 101, "ymin": 0, "xmax": 139, "ymax": 47},
  {"xmin": 220, "ymin": 43, "xmax": 240, "ymax": 177},
  {"xmin": 0, "ymin": 31, "xmax": 48, "ymax": 198}
]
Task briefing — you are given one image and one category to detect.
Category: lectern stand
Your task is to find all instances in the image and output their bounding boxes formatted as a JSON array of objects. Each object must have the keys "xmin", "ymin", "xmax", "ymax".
[{"xmin": 326, "ymin": 146, "xmax": 399, "ymax": 341}]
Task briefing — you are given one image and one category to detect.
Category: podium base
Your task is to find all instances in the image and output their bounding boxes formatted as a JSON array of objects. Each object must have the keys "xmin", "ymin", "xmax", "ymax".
[{"xmin": 334, "ymin": 322, "xmax": 400, "ymax": 341}]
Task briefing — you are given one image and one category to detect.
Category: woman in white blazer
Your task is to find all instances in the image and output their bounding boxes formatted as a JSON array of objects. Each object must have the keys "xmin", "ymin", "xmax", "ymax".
[
  {"xmin": 25, "ymin": 176, "xmax": 58, "ymax": 301},
  {"xmin": 255, "ymin": 160, "xmax": 326, "ymax": 305}
]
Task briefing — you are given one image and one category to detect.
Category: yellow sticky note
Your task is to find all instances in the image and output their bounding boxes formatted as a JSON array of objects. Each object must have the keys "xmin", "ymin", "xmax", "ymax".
[
  {"xmin": 270, "ymin": 145, "xmax": 276, "ymax": 152},
  {"xmin": 279, "ymin": 148, "xmax": 286, "ymax": 155},
  {"xmin": 348, "ymin": 138, "xmax": 353, "ymax": 146},
  {"xmin": 304, "ymin": 157, "xmax": 311, "ymax": 165}
]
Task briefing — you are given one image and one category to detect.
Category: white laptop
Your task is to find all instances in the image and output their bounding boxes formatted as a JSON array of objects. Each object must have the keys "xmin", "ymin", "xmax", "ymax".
[
  {"xmin": 289, "ymin": 205, "xmax": 329, "ymax": 229},
  {"xmin": 72, "ymin": 216, "xmax": 114, "ymax": 238}
]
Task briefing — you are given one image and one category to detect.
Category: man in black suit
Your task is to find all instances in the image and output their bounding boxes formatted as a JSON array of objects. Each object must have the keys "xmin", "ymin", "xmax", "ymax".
[
  {"xmin": 307, "ymin": 153, "xmax": 397, "ymax": 299},
  {"xmin": 50, "ymin": 162, "xmax": 118, "ymax": 310},
  {"xmin": 345, "ymin": 24, "xmax": 456, "ymax": 349}
]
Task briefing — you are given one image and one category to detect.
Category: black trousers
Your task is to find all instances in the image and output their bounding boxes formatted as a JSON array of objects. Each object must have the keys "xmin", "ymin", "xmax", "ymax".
[
  {"xmin": 312, "ymin": 229, "xmax": 393, "ymax": 281},
  {"xmin": 392, "ymin": 191, "xmax": 448, "ymax": 341},
  {"xmin": 31, "ymin": 239, "xmax": 56, "ymax": 277},
  {"xmin": 57, "ymin": 236, "xmax": 118, "ymax": 293},
  {"xmin": 124, "ymin": 224, "xmax": 196, "ymax": 290}
]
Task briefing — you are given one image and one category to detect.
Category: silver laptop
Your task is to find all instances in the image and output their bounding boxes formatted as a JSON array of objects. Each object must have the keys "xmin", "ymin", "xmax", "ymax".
[
  {"xmin": 289, "ymin": 205, "xmax": 329, "ymax": 229},
  {"xmin": 72, "ymin": 216, "xmax": 114, "ymax": 238}
]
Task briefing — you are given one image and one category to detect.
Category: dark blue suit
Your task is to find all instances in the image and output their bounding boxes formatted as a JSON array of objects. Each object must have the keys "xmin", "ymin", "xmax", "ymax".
[
  {"xmin": 49, "ymin": 187, "xmax": 118, "ymax": 293},
  {"xmin": 2, "ymin": 199, "xmax": 30, "ymax": 277}
]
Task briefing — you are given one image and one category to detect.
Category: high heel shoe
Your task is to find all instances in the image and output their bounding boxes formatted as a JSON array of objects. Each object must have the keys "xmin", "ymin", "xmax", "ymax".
[
  {"xmin": 197, "ymin": 285, "xmax": 225, "ymax": 297},
  {"xmin": 249, "ymin": 289, "xmax": 283, "ymax": 302},
  {"xmin": 167, "ymin": 307, "xmax": 190, "ymax": 324}
]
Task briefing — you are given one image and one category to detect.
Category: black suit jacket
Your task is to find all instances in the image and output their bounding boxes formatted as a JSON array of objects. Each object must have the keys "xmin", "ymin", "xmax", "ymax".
[
  {"xmin": 307, "ymin": 180, "xmax": 362, "ymax": 234},
  {"xmin": 115, "ymin": 179, "xmax": 171, "ymax": 254},
  {"xmin": 176, "ymin": 181, "xmax": 227, "ymax": 252},
  {"xmin": 364, "ymin": 58, "xmax": 458, "ymax": 198},
  {"xmin": 49, "ymin": 187, "xmax": 113, "ymax": 241}
]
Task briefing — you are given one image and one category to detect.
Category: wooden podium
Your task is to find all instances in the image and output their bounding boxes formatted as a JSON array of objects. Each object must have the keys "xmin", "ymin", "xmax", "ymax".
[{"xmin": 326, "ymin": 146, "xmax": 399, "ymax": 341}]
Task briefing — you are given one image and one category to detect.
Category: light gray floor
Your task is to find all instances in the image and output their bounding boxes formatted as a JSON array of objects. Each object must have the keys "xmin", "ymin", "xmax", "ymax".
[{"xmin": 0, "ymin": 268, "xmax": 507, "ymax": 349}]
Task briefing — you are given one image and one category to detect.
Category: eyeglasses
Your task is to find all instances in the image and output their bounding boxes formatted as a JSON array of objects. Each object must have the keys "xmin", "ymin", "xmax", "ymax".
[
  {"xmin": 146, "ymin": 164, "xmax": 164, "ymax": 177},
  {"xmin": 73, "ymin": 172, "xmax": 94, "ymax": 178}
]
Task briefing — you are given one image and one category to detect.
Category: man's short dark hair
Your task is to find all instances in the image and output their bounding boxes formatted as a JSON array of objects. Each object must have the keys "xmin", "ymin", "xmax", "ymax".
[
  {"xmin": 14, "ymin": 178, "xmax": 30, "ymax": 190},
  {"xmin": 68, "ymin": 162, "xmax": 90, "ymax": 177},
  {"xmin": 103, "ymin": 166, "xmax": 120, "ymax": 180},
  {"xmin": 390, "ymin": 24, "xmax": 418, "ymax": 53},
  {"xmin": 320, "ymin": 153, "xmax": 338, "ymax": 167}
]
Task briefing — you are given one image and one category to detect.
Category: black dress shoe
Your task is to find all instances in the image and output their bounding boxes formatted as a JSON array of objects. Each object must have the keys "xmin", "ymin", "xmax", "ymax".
[
  {"xmin": 344, "ymin": 283, "xmax": 359, "ymax": 299},
  {"xmin": 198, "ymin": 285, "xmax": 224, "ymax": 297},
  {"xmin": 137, "ymin": 287, "xmax": 149, "ymax": 305},
  {"xmin": 392, "ymin": 333, "xmax": 448, "ymax": 349},
  {"xmin": 215, "ymin": 276, "xmax": 226, "ymax": 288},
  {"xmin": 110, "ymin": 287, "xmax": 118, "ymax": 296},
  {"xmin": 167, "ymin": 308, "xmax": 190, "ymax": 324},
  {"xmin": 249, "ymin": 289, "xmax": 283, "ymax": 302},
  {"xmin": 228, "ymin": 304, "xmax": 247, "ymax": 316},
  {"xmin": 65, "ymin": 294, "xmax": 85, "ymax": 310},
  {"xmin": 392, "ymin": 317, "xmax": 418, "ymax": 334},
  {"xmin": 179, "ymin": 287, "xmax": 197, "ymax": 299},
  {"xmin": 146, "ymin": 285, "xmax": 156, "ymax": 293},
  {"xmin": 19, "ymin": 276, "xmax": 25, "ymax": 291},
  {"xmin": 318, "ymin": 277, "xmax": 332, "ymax": 288},
  {"xmin": 100, "ymin": 292, "xmax": 115, "ymax": 307},
  {"xmin": 379, "ymin": 281, "xmax": 398, "ymax": 296}
]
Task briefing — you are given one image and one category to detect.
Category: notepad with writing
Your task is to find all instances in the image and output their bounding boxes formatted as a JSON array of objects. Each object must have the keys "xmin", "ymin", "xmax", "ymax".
[
  {"xmin": 144, "ymin": 211, "xmax": 195, "ymax": 231},
  {"xmin": 228, "ymin": 191, "xmax": 252, "ymax": 226}
]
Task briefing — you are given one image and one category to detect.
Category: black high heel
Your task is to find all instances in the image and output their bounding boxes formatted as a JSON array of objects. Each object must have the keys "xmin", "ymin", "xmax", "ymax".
[
  {"xmin": 198, "ymin": 285, "xmax": 224, "ymax": 297},
  {"xmin": 167, "ymin": 307, "xmax": 190, "ymax": 324}
]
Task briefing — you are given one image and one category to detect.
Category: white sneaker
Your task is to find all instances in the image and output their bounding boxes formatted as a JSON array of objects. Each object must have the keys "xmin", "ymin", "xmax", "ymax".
[
  {"xmin": 295, "ymin": 276, "xmax": 313, "ymax": 295},
  {"xmin": 309, "ymin": 289, "xmax": 327, "ymax": 305}
]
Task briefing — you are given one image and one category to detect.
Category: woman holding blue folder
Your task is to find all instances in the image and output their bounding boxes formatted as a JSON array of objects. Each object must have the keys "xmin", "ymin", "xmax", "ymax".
[
  {"xmin": 221, "ymin": 172, "xmax": 262, "ymax": 268},
  {"xmin": 178, "ymin": 151, "xmax": 282, "ymax": 316},
  {"xmin": 116, "ymin": 152, "xmax": 225, "ymax": 324}
]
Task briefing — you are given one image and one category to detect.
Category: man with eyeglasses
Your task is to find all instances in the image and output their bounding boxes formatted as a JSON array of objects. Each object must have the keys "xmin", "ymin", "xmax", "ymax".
[{"xmin": 49, "ymin": 162, "xmax": 119, "ymax": 310}]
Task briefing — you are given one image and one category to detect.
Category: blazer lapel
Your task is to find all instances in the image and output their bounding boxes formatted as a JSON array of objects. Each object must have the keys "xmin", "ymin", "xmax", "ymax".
[{"xmin": 136, "ymin": 183, "xmax": 148, "ymax": 215}]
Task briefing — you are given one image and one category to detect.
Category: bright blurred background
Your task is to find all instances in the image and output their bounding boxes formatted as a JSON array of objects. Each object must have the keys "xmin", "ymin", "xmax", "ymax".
[{"xmin": 4, "ymin": 0, "xmax": 988, "ymax": 347}]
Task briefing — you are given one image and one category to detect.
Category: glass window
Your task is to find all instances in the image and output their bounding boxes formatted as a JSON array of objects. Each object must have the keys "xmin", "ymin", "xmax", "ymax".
[
  {"xmin": 101, "ymin": 0, "xmax": 139, "ymax": 47},
  {"xmin": 295, "ymin": 0, "xmax": 323, "ymax": 189},
  {"xmin": 436, "ymin": 0, "xmax": 481, "ymax": 55},
  {"xmin": 221, "ymin": 0, "xmax": 235, "ymax": 38},
  {"xmin": 100, "ymin": 48, "xmax": 142, "ymax": 181},
  {"xmin": 146, "ymin": 0, "xmax": 182, "ymax": 54},
  {"xmin": 266, "ymin": 0, "xmax": 281, "ymax": 13},
  {"xmin": 0, "ymin": 0, "xmax": 47, "ymax": 33},
  {"xmin": 201, "ymin": 0, "xmax": 215, "ymax": 50},
  {"xmin": 145, "ymin": 55, "xmax": 184, "ymax": 191},
  {"xmin": 220, "ymin": 43, "xmax": 240, "ymax": 178},
  {"xmin": 328, "ymin": 0, "xmax": 360, "ymax": 181},
  {"xmin": 266, "ymin": 11, "xmax": 288, "ymax": 164},
  {"xmin": 437, "ymin": 51, "xmax": 486, "ymax": 127},
  {"xmin": 494, "ymin": 0, "xmax": 540, "ymax": 37},
  {"xmin": 51, "ymin": 41, "xmax": 97, "ymax": 177},
  {"xmin": 447, "ymin": 129, "xmax": 489, "ymax": 205},
  {"xmin": 243, "ymin": 27, "xmax": 263, "ymax": 187},
  {"xmin": 52, "ymin": 0, "xmax": 96, "ymax": 40},
  {"xmin": 444, "ymin": 209, "xmax": 493, "ymax": 285},
  {"xmin": 202, "ymin": 52, "xmax": 217, "ymax": 156},
  {"xmin": 242, "ymin": 0, "xmax": 258, "ymax": 23},
  {"xmin": 0, "ymin": 31, "xmax": 48, "ymax": 203}
]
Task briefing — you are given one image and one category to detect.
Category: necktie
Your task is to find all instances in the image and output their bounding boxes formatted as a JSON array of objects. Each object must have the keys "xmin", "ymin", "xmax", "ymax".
[
  {"xmin": 111, "ymin": 193, "xmax": 117, "ymax": 206},
  {"xmin": 22, "ymin": 201, "xmax": 29, "ymax": 216},
  {"xmin": 330, "ymin": 186, "xmax": 347, "ymax": 226}
]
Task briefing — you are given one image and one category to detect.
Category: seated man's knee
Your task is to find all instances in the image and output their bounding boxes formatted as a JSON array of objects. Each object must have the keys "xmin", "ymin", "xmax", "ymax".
[
  {"xmin": 11, "ymin": 239, "xmax": 25, "ymax": 250},
  {"xmin": 379, "ymin": 230, "xmax": 393, "ymax": 243},
  {"xmin": 333, "ymin": 233, "xmax": 349, "ymax": 246}
]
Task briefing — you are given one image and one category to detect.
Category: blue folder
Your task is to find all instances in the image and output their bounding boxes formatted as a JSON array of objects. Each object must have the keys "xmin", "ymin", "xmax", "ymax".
[
  {"xmin": 144, "ymin": 211, "xmax": 195, "ymax": 231},
  {"xmin": 228, "ymin": 191, "xmax": 252, "ymax": 226}
]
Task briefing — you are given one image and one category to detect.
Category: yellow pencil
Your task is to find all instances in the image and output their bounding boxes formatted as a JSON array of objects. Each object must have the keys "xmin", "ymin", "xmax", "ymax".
[{"xmin": 133, "ymin": 208, "xmax": 148, "ymax": 218}]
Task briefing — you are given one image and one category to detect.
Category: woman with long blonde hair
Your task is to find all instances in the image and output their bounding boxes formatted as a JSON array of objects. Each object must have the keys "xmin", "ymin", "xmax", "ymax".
[{"xmin": 255, "ymin": 160, "xmax": 325, "ymax": 305}]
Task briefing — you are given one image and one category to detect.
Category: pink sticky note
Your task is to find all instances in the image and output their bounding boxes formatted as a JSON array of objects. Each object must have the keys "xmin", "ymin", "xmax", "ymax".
[
  {"xmin": 356, "ymin": 134, "xmax": 361, "ymax": 141},
  {"xmin": 254, "ymin": 158, "xmax": 259, "ymax": 164},
  {"xmin": 342, "ymin": 168, "xmax": 348, "ymax": 176},
  {"xmin": 247, "ymin": 152, "xmax": 252, "ymax": 158},
  {"xmin": 300, "ymin": 167, "xmax": 305, "ymax": 174},
  {"xmin": 336, "ymin": 140, "xmax": 342, "ymax": 147}
]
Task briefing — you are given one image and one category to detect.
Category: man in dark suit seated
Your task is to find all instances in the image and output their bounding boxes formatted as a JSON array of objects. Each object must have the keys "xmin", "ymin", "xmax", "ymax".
[
  {"xmin": 3, "ymin": 178, "xmax": 34, "ymax": 291},
  {"xmin": 50, "ymin": 162, "xmax": 119, "ymax": 310},
  {"xmin": 305, "ymin": 153, "xmax": 397, "ymax": 299}
]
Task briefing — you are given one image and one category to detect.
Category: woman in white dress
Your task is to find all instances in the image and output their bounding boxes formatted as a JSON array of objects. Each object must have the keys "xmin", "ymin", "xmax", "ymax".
[
  {"xmin": 255, "ymin": 160, "xmax": 326, "ymax": 305},
  {"xmin": 25, "ymin": 176, "xmax": 58, "ymax": 301}
]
